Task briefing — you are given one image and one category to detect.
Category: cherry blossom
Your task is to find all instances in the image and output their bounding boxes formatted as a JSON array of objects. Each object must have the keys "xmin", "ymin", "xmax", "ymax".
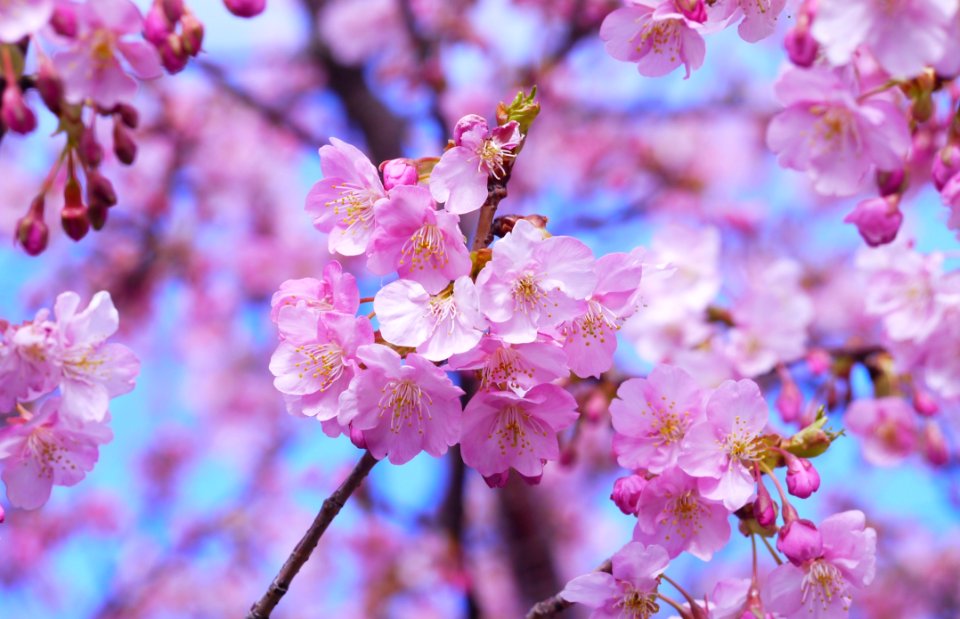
[
  {"xmin": 600, "ymin": 0, "xmax": 706, "ymax": 79},
  {"xmin": 446, "ymin": 336, "xmax": 568, "ymax": 393},
  {"xmin": 269, "ymin": 262, "xmax": 360, "ymax": 325},
  {"xmin": 560, "ymin": 542, "xmax": 670, "ymax": 619},
  {"xmin": 843, "ymin": 398, "xmax": 917, "ymax": 466},
  {"xmin": 0, "ymin": 0, "xmax": 53, "ymax": 43}
]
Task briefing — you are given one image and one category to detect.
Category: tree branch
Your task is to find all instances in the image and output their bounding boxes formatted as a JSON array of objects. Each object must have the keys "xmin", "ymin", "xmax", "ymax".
[{"xmin": 246, "ymin": 450, "xmax": 379, "ymax": 619}]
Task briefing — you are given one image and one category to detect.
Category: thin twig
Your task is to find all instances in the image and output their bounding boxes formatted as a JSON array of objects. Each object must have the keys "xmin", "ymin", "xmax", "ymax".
[
  {"xmin": 246, "ymin": 450, "xmax": 379, "ymax": 619},
  {"xmin": 524, "ymin": 558, "xmax": 612, "ymax": 619}
]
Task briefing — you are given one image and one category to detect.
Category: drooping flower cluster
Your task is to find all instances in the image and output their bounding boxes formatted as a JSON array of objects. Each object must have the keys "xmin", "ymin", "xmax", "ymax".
[{"xmin": 0, "ymin": 291, "xmax": 139, "ymax": 510}]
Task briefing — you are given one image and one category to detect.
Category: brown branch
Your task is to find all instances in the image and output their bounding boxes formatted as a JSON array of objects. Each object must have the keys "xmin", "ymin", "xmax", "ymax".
[
  {"xmin": 246, "ymin": 450, "xmax": 379, "ymax": 619},
  {"xmin": 524, "ymin": 558, "xmax": 612, "ymax": 619}
]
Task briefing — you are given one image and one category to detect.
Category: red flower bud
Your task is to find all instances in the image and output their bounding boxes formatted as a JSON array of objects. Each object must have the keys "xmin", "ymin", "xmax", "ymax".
[
  {"xmin": 36, "ymin": 57, "xmax": 64, "ymax": 116},
  {"xmin": 61, "ymin": 179, "xmax": 89, "ymax": 241},
  {"xmin": 114, "ymin": 103, "xmax": 140, "ymax": 129},
  {"xmin": 113, "ymin": 121, "xmax": 138, "ymax": 165},
  {"xmin": 844, "ymin": 195, "xmax": 902, "ymax": 247},
  {"xmin": 144, "ymin": 4, "xmax": 174, "ymax": 46},
  {"xmin": 51, "ymin": 3, "xmax": 78, "ymax": 38},
  {"xmin": 181, "ymin": 12, "xmax": 204, "ymax": 57},
  {"xmin": 86, "ymin": 171, "xmax": 117, "ymax": 210},
  {"xmin": 159, "ymin": 36, "xmax": 189, "ymax": 74},
  {"xmin": 16, "ymin": 196, "xmax": 49, "ymax": 256},
  {"xmin": 162, "ymin": 0, "xmax": 185, "ymax": 22},
  {"xmin": 1, "ymin": 85, "xmax": 37, "ymax": 134},
  {"xmin": 224, "ymin": 0, "xmax": 267, "ymax": 18},
  {"xmin": 611, "ymin": 475, "xmax": 647, "ymax": 516},
  {"xmin": 78, "ymin": 127, "xmax": 103, "ymax": 168},
  {"xmin": 753, "ymin": 481, "xmax": 779, "ymax": 528},
  {"xmin": 785, "ymin": 455, "xmax": 820, "ymax": 499}
]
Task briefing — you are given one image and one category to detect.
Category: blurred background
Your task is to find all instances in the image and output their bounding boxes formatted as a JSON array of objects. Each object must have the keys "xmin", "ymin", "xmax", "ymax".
[{"xmin": 1, "ymin": 0, "xmax": 959, "ymax": 617}]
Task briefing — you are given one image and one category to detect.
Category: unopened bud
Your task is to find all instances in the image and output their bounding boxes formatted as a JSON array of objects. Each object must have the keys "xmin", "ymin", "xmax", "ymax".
[
  {"xmin": 86, "ymin": 171, "xmax": 117, "ymax": 210},
  {"xmin": 144, "ymin": 4, "xmax": 174, "ymax": 46},
  {"xmin": 114, "ymin": 103, "xmax": 139, "ymax": 129},
  {"xmin": 843, "ymin": 195, "xmax": 902, "ymax": 247},
  {"xmin": 181, "ymin": 12, "xmax": 204, "ymax": 57},
  {"xmin": 50, "ymin": 3, "xmax": 78, "ymax": 37},
  {"xmin": 611, "ymin": 475, "xmax": 646, "ymax": 516},
  {"xmin": 61, "ymin": 180, "xmax": 89, "ymax": 241},
  {"xmin": 78, "ymin": 127, "xmax": 103, "ymax": 168},
  {"xmin": 785, "ymin": 455, "xmax": 820, "ymax": 499},
  {"xmin": 347, "ymin": 425, "xmax": 367, "ymax": 450},
  {"xmin": 913, "ymin": 388, "xmax": 939, "ymax": 417},
  {"xmin": 381, "ymin": 158, "xmax": 418, "ymax": 190},
  {"xmin": 16, "ymin": 196, "xmax": 48, "ymax": 256},
  {"xmin": 1, "ymin": 85, "xmax": 37, "ymax": 134},
  {"xmin": 87, "ymin": 201, "xmax": 108, "ymax": 230},
  {"xmin": 784, "ymin": 27, "xmax": 818, "ymax": 68},
  {"xmin": 224, "ymin": 0, "xmax": 267, "ymax": 18},
  {"xmin": 753, "ymin": 481, "xmax": 778, "ymax": 529},
  {"xmin": 922, "ymin": 421, "xmax": 949, "ymax": 467},
  {"xmin": 36, "ymin": 57, "xmax": 64, "ymax": 116},
  {"xmin": 932, "ymin": 144, "xmax": 960, "ymax": 191},
  {"xmin": 113, "ymin": 120, "xmax": 137, "ymax": 165},
  {"xmin": 777, "ymin": 519, "xmax": 823, "ymax": 566},
  {"xmin": 162, "ymin": 0, "xmax": 185, "ymax": 22},
  {"xmin": 159, "ymin": 35, "xmax": 189, "ymax": 74},
  {"xmin": 876, "ymin": 168, "xmax": 905, "ymax": 197}
]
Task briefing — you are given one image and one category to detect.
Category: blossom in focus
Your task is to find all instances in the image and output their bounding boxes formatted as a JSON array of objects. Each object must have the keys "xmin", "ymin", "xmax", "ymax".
[
  {"xmin": 0, "ymin": 0, "xmax": 53, "ymax": 43},
  {"xmin": 766, "ymin": 66, "xmax": 911, "ymax": 196},
  {"xmin": 710, "ymin": 0, "xmax": 788, "ymax": 43},
  {"xmin": 305, "ymin": 137, "xmax": 388, "ymax": 256},
  {"xmin": 429, "ymin": 114, "xmax": 522, "ymax": 215},
  {"xmin": 339, "ymin": 345, "xmax": 463, "ymax": 464},
  {"xmin": 269, "ymin": 261, "xmax": 360, "ymax": 325},
  {"xmin": 844, "ymin": 196, "xmax": 903, "ymax": 247},
  {"xmin": 446, "ymin": 336, "xmax": 568, "ymax": 393},
  {"xmin": 53, "ymin": 0, "xmax": 163, "ymax": 107},
  {"xmin": 0, "ymin": 398, "xmax": 112, "ymax": 510},
  {"xmin": 600, "ymin": 0, "xmax": 706, "ymax": 79},
  {"xmin": 560, "ymin": 542, "xmax": 669, "ymax": 618}
]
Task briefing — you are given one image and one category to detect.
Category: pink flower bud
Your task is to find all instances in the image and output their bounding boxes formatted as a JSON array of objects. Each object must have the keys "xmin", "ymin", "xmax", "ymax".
[
  {"xmin": 87, "ymin": 201, "xmax": 108, "ymax": 231},
  {"xmin": 162, "ymin": 0, "xmax": 185, "ymax": 22},
  {"xmin": 381, "ymin": 158, "xmax": 418, "ymax": 190},
  {"xmin": 753, "ymin": 481, "xmax": 778, "ymax": 528},
  {"xmin": 676, "ymin": 0, "xmax": 707, "ymax": 23},
  {"xmin": 932, "ymin": 145, "xmax": 960, "ymax": 191},
  {"xmin": 776, "ymin": 379, "xmax": 802, "ymax": 424},
  {"xmin": 51, "ymin": 3, "xmax": 78, "ymax": 38},
  {"xmin": 113, "ymin": 121, "xmax": 137, "ymax": 165},
  {"xmin": 86, "ymin": 171, "xmax": 117, "ymax": 210},
  {"xmin": 876, "ymin": 168, "xmax": 905, "ymax": 197},
  {"xmin": 158, "ymin": 35, "xmax": 189, "ymax": 74},
  {"xmin": 114, "ymin": 103, "xmax": 140, "ymax": 129},
  {"xmin": 79, "ymin": 127, "xmax": 103, "ymax": 168},
  {"xmin": 922, "ymin": 421, "xmax": 949, "ymax": 467},
  {"xmin": 144, "ymin": 4, "xmax": 174, "ymax": 46},
  {"xmin": 785, "ymin": 455, "xmax": 820, "ymax": 499},
  {"xmin": 36, "ymin": 57, "xmax": 64, "ymax": 116},
  {"xmin": 784, "ymin": 27, "xmax": 818, "ymax": 68},
  {"xmin": 181, "ymin": 12, "xmax": 204, "ymax": 57},
  {"xmin": 61, "ymin": 180, "xmax": 89, "ymax": 241},
  {"xmin": 2, "ymin": 86, "xmax": 37, "ymax": 134},
  {"xmin": 776, "ymin": 518, "xmax": 823, "ymax": 566},
  {"xmin": 610, "ymin": 475, "xmax": 646, "ymax": 516},
  {"xmin": 16, "ymin": 196, "xmax": 49, "ymax": 256},
  {"xmin": 843, "ymin": 196, "xmax": 902, "ymax": 247},
  {"xmin": 913, "ymin": 388, "xmax": 939, "ymax": 417},
  {"xmin": 348, "ymin": 425, "xmax": 367, "ymax": 450},
  {"xmin": 224, "ymin": 0, "xmax": 267, "ymax": 18}
]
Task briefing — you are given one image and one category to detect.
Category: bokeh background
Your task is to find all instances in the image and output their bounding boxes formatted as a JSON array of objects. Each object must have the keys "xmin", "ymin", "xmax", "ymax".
[{"xmin": 2, "ymin": 1, "xmax": 959, "ymax": 617}]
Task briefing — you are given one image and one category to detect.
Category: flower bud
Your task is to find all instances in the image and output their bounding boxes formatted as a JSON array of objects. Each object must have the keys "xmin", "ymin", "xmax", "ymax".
[
  {"xmin": 922, "ymin": 421, "xmax": 949, "ymax": 467},
  {"xmin": 16, "ymin": 196, "xmax": 49, "ymax": 256},
  {"xmin": 181, "ymin": 12, "xmax": 204, "ymax": 57},
  {"xmin": 776, "ymin": 378, "xmax": 802, "ymax": 424},
  {"xmin": 113, "ymin": 121, "xmax": 137, "ymax": 165},
  {"xmin": 78, "ymin": 127, "xmax": 103, "ymax": 168},
  {"xmin": 753, "ymin": 481, "xmax": 778, "ymax": 529},
  {"xmin": 224, "ymin": 0, "xmax": 267, "ymax": 18},
  {"xmin": 843, "ymin": 195, "xmax": 902, "ymax": 247},
  {"xmin": 162, "ymin": 0, "xmax": 185, "ymax": 22},
  {"xmin": 777, "ymin": 519, "xmax": 823, "ymax": 566},
  {"xmin": 784, "ymin": 27, "xmax": 819, "ymax": 68},
  {"xmin": 348, "ymin": 424, "xmax": 367, "ymax": 450},
  {"xmin": 114, "ymin": 103, "xmax": 140, "ymax": 129},
  {"xmin": 785, "ymin": 455, "xmax": 820, "ymax": 499},
  {"xmin": 913, "ymin": 388, "xmax": 939, "ymax": 417},
  {"xmin": 86, "ymin": 171, "xmax": 117, "ymax": 210},
  {"xmin": 159, "ymin": 35, "xmax": 189, "ymax": 74},
  {"xmin": 61, "ymin": 180, "xmax": 89, "ymax": 241},
  {"xmin": 676, "ymin": 0, "xmax": 707, "ymax": 23},
  {"xmin": 611, "ymin": 475, "xmax": 646, "ymax": 516},
  {"xmin": 144, "ymin": 4, "xmax": 174, "ymax": 46},
  {"xmin": 36, "ymin": 56, "xmax": 64, "ymax": 116},
  {"xmin": 381, "ymin": 158, "xmax": 418, "ymax": 190},
  {"xmin": 876, "ymin": 168, "xmax": 905, "ymax": 197},
  {"xmin": 932, "ymin": 144, "xmax": 960, "ymax": 191},
  {"xmin": 87, "ymin": 201, "xmax": 108, "ymax": 231},
  {"xmin": 1, "ymin": 85, "xmax": 37, "ymax": 134},
  {"xmin": 51, "ymin": 3, "xmax": 78, "ymax": 37}
]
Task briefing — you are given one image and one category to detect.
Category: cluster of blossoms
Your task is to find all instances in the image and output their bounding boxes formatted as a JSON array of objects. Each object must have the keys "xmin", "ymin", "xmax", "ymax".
[
  {"xmin": 561, "ymin": 363, "xmax": 876, "ymax": 618},
  {"xmin": 0, "ymin": 291, "xmax": 139, "ymax": 516},
  {"xmin": 1, "ymin": 0, "xmax": 265, "ymax": 256}
]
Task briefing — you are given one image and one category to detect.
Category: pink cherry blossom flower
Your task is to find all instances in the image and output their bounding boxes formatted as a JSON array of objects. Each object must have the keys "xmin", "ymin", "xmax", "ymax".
[
  {"xmin": 560, "ymin": 542, "xmax": 669, "ymax": 618},
  {"xmin": 446, "ymin": 335, "xmax": 568, "ymax": 393},
  {"xmin": 53, "ymin": 0, "xmax": 163, "ymax": 108},
  {"xmin": 558, "ymin": 249, "xmax": 643, "ymax": 379},
  {"xmin": 53, "ymin": 291, "xmax": 140, "ymax": 423},
  {"xmin": 679, "ymin": 379, "xmax": 768, "ymax": 511},
  {"xmin": 600, "ymin": 0, "xmax": 706, "ymax": 79},
  {"xmin": 268, "ymin": 307, "xmax": 373, "ymax": 421},
  {"xmin": 634, "ymin": 467, "xmax": 731, "ymax": 560},
  {"xmin": 366, "ymin": 184, "xmax": 471, "ymax": 293},
  {"xmin": 812, "ymin": 0, "xmax": 957, "ymax": 77},
  {"xmin": 269, "ymin": 261, "xmax": 359, "ymax": 325},
  {"xmin": 0, "ymin": 0, "xmax": 53, "ymax": 43},
  {"xmin": 0, "ymin": 397, "xmax": 112, "ymax": 510},
  {"xmin": 339, "ymin": 345, "xmax": 463, "ymax": 464},
  {"xmin": 373, "ymin": 276, "xmax": 486, "ymax": 362},
  {"xmin": 712, "ymin": 0, "xmax": 788, "ymax": 43},
  {"xmin": 766, "ymin": 66, "xmax": 911, "ymax": 196},
  {"xmin": 429, "ymin": 114, "xmax": 522, "ymax": 215},
  {"xmin": 764, "ymin": 511, "xmax": 877, "ymax": 619},
  {"xmin": 0, "ymin": 311, "xmax": 60, "ymax": 411},
  {"xmin": 305, "ymin": 137, "xmax": 388, "ymax": 256},
  {"xmin": 843, "ymin": 397, "xmax": 917, "ymax": 466},
  {"xmin": 611, "ymin": 364, "xmax": 706, "ymax": 474},
  {"xmin": 460, "ymin": 384, "xmax": 578, "ymax": 483},
  {"xmin": 475, "ymin": 219, "xmax": 596, "ymax": 344}
]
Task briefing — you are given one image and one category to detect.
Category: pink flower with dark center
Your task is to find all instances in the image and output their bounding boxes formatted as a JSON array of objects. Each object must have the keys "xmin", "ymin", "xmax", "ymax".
[
  {"xmin": 812, "ymin": 0, "xmax": 957, "ymax": 78},
  {"xmin": 767, "ymin": 66, "xmax": 910, "ymax": 196},
  {"xmin": 600, "ymin": 0, "xmax": 706, "ymax": 79},
  {"xmin": 0, "ymin": 397, "xmax": 112, "ymax": 510},
  {"xmin": 460, "ymin": 384, "xmax": 578, "ymax": 483},
  {"xmin": 366, "ymin": 184, "xmax": 471, "ymax": 294},
  {"xmin": 558, "ymin": 249, "xmax": 643, "ymax": 379},
  {"xmin": 305, "ymin": 137, "xmax": 388, "ymax": 256},
  {"xmin": 679, "ymin": 379, "xmax": 769, "ymax": 511},
  {"xmin": 843, "ymin": 397, "xmax": 917, "ymax": 466},
  {"xmin": 446, "ymin": 335, "xmax": 568, "ymax": 393},
  {"xmin": 268, "ymin": 307, "xmax": 373, "ymax": 421},
  {"xmin": 764, "ymin": 511, "xmax": 877, "ymax": 619},
  {"xmin": 429, "ymin": 114, "xmax": 522, "ymax": 215},
  {"xmin": 373, "ymin": 276, "xmax": 486, "ymax": 362},
  {"xmin": 611, "ymin": 364, "xmax": 706, "ymax": 475},
  {"xmin": 475, "ymin": 219, "xmax": 596, "ymax": 344},
  {"xmin": 339, "ymin": 345, "xmax": 463, "ymax": 464},
  {"xmin": 53, "ymin": 291, "xmax": 140, "ymax": 423},
  {"xmin": 269, "ymin": 261, "xmax": 359, "ymax": 326},
  {"xmin": 634, "ymin": 467, "xmax": 731, "ymax": 560},
  {"xmin": 53, "ymin": 0, "xmax": 162, "ymax": 108},
  {"xmin": 560, "ymin": 542, "xmax": 669, "ymax": 619},
  {"xmin": 0, "ymin": 0, "xmax": 53, "ymax": 43}
]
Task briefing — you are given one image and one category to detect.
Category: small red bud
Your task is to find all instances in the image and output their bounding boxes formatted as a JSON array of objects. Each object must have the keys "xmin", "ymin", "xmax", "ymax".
[
  {"xmin": 1, "ymin": 85, "xmax": 37, "ymax": 134},
  {"xmin": 144, "ymin": 4, "xmax": 174, "ymax": 46},
  {"xmin": 78, "ymin": 127, "xmax": 104, "ymax": 168},
  {"xmin": 61, "ymin": 180, "xmax": 90, "ymax": 241},
  {"xmin": 50, "ymin": 3, "xmax": 78, "ymax": 37},
  {"xmin": 112, "ymin": 120, "xmax": 137, "ymax": 165},
  {"xmin": 224, "ymin": 0, "xmax": 267, "ymax": 18},
  {"xmin": 159, "ymin": 35, "xmax": 189, "ymax": 74},
  {"xmin": 86, "ymin": 171, "xmax": 117, "ymax": 209},
  {"xmin": 181, "ymin": 12, "xmax": 204, "ymax": 57},
  {"xmin": 36, "ymin": 57, "xmax": 64, "ymax": 116},
  {"xmin": 16, "ymin": 196, "xmax": 49, "ymax": 256},
  {"xmin": 114, "ymin": 103, "xmax": 140, "ymax": 129},
  {"xmin": 162, "ymin": 0, "xmax": 185, "ymax": 22},
  {"xmin": 87, "ymin": 202, "xmax": 108, "ymax": 231}
]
